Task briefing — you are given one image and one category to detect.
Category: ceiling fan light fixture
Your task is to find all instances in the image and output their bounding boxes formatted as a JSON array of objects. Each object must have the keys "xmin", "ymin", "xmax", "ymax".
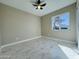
[
  {"xmin": 32, "ymin": 0, "xmax": 46, "ymax": 10},
  {"xmin": 38, "ymin": 5, "xmax": 41, "ymax": 9}
]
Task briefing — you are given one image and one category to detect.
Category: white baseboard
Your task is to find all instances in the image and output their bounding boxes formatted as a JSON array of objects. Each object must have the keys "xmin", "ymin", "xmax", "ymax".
[
  {"xmin": 42, "ymin": 36, "xmax": 76, "ymax": 45},
  {"xmin": 0, "ymin": 36, "xmax": 41, "ymax": 49},
  {"xmin": 0, "ymin": 35, "xmax": 76, "ymax": 50}
]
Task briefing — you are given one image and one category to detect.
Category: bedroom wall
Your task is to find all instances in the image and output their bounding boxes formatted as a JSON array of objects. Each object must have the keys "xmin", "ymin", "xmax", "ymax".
[
  {"xmin": 0, "ymin": 27, "xmax": 1, "ymax": 46},
  {"xmin": 77, "ymin": 0, "xmax": 79, "ymax": 48},
  {"xmin": 41, "ymin": 4, "xmax": 76, "ymax": 42},
  {"xmin": 0, "ymin": 3, "xmax": 41, "ymax": 45},
  {"xmin": 0, "ymin": 5, "xmax": 2, "ymax": 46},
  {"xmin": 0, "ymin": 21, "xmax": 1, "ymax": 46}
]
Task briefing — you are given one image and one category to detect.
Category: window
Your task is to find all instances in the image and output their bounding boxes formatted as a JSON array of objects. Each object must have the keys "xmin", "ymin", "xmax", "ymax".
[{"xmin": 51, "ymin": 12, "xmax": 70, "ymax": 31}]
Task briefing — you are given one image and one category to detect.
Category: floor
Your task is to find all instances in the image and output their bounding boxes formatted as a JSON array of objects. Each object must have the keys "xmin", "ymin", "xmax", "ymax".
[{"xmin": 0, "ymin": 37, "xmax": 79, "ymax": 59}]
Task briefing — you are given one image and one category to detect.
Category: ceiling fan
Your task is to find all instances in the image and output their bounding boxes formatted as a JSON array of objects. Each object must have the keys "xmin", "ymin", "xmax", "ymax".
[{"xmin": 32, "ymin": 0, "xmax": 46, "ymax": 10}]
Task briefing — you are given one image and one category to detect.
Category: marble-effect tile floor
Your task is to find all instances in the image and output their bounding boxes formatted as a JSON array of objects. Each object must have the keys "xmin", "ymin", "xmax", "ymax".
[{"xmin": 0, "ymin": 37, "xmax": 78, "ymax": 59}]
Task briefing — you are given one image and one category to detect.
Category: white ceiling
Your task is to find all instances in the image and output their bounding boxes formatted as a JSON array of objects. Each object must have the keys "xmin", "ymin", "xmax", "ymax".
[{"xmin": 0, "ymin": 0, "xmax": 76, "ymax": 16}]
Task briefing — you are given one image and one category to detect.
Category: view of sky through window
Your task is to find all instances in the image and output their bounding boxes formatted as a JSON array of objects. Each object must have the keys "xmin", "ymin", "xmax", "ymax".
[{"xmin": 51, "ymin": 12, "xmax": 70, "ymax": 31}]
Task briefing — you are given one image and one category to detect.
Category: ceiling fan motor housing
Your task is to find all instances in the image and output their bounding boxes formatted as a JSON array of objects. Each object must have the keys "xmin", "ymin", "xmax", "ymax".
[{"xmin": 32, "ymin": 0, "xmax": 46, "ymax": 10}]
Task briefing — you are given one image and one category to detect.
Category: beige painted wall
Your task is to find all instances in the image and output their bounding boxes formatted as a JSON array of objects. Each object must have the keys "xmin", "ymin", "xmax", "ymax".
[
  {"xmin": 41, "ymin": 4, "xmax": 76, "ymax": 42},
  {"xmin": 0, "ymin": 18, "xmax": 1, "ymax": 46},
  {"xmin": 77, "ymin": 0, "xmax": 79, "ymax": 48},
  {"xmin": 0, "ymin": 5, "xmax": 2, "ymax": 46},
  {"xmin": 0, "ymin": 26, "xmax": 1, "ymax": 46},
  {"xmin": 0, "ymin": 3, "xmax": 41, "ymax": 45}
]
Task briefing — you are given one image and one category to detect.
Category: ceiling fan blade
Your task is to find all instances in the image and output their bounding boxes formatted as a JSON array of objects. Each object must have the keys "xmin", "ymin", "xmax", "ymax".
[
  {"xmin": 40, "ymin": 7, "xmax": 43, "ymax": 10},
  {"xmin": 36, "ymin": 7, "xmax": 38, "ymax": 9},
  {"xmin": 41, "ymin": 3, "xmax": 46, "ymax": 6},
  {"xmin": 32, "ymin": 0, "xmax": 46, "ymax": 10},
  {"xmin": 32, "ymin": 4, "xmax": 38, "ymax": 6}
]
